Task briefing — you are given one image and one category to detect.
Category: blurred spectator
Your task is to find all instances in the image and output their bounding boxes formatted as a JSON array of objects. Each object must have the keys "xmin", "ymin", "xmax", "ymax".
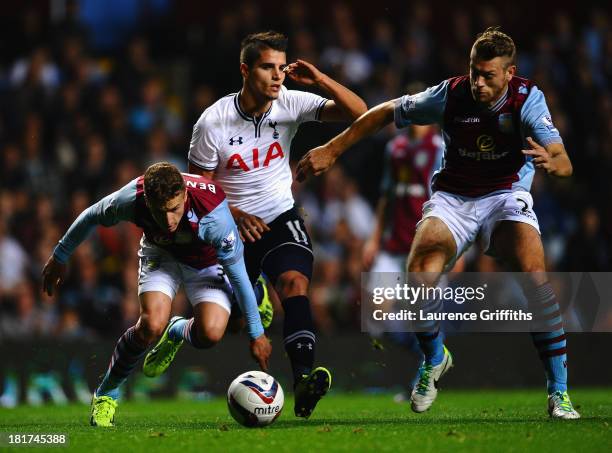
[
  {"xmin": 563, "ymin": 207, "xmax": 610, "ymax": 271},
  {"xmin": 60, "ymin": 245, "xmax": 123, "ymax": 338},
  {"xmin": 0, "ymin": 1, "xmax": 608, "ymax": 339},
  {"xmin": 0, "ymin": 220, "xmax": 29, "ymax": 297}
]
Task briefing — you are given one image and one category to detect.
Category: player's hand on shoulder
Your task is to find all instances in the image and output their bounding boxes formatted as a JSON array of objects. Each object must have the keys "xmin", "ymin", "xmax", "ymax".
[
  {"xmin": 296, "ymin": 144, "xmax": 338, "ymax": 182},
  {"xmin": 230, "ymin": 206, "xmax": 270, "ymax": 242},
  {"xmin": 522, "ymin": 137, "xmax": 554, "ymax": 174},
  {"xmin": 41, "ymin": 255, "xmax": 66, "ymax": 297},
  {"xmin": 283, "ymin": 59, "xmax": 324, "ymax": 87},
  {"xmin": 250, "ymin": 334, "xmax": 272, "ymax": 371}
]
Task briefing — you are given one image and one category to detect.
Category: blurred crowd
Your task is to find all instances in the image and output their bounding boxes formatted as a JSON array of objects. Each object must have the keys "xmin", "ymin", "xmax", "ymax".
[{"xmin": 0, "ymin": 0, "xmax": 610, "ymax": 340}]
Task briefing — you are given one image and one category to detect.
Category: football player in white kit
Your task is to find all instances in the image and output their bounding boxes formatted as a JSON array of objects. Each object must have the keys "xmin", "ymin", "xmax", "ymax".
[{"xmin": 187, "ymin": 31, "xmax": 367, "ymax": 418}]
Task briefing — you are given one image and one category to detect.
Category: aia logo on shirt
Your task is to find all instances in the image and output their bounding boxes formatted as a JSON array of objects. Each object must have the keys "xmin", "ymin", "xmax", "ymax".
[{"xmin": 226, "ymin": 141, "xmax": 284, "ymax": 172}]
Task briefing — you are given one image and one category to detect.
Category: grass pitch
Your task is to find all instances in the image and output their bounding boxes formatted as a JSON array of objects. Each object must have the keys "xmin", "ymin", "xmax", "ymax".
[{"xmin": 1, "ymin": 389, "xmax": 610, "ymax": 452}]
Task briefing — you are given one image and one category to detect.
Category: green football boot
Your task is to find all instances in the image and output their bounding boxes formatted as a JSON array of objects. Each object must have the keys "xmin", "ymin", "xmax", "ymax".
[
  {"xmin": 143, "ymin": 316, "xmax": 184, "ymax": 378},
  {"xmin": 294, "ymin": 367, "xmax": 332, "ymax": 418},
  {"xmin": 256, "ymin": 275, "xmax": 274, "ymax": 329},
  {"xmin": 90, "ymin": 393, "xmax": 117, "ymax": 427}
]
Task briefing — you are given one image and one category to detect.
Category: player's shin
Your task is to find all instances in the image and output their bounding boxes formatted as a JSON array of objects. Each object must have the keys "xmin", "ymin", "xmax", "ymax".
[
  {"xmin": 96, "ymin": 326, "xmax": 149, "ymax": 399},
  {"xmin": 281, "ymin": 295, "xmax": 316, "ymax": 383}
]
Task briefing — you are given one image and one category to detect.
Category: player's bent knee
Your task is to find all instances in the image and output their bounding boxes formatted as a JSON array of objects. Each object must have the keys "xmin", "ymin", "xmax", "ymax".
[
  {"xmin": 407, "ymin": 247, "xmax": 449, "ymax": 275},
  {"xmin": 203, "ymin": 327, "xmax": 225, "ymax": 345},
  {"xmin": 136, "ymin": 317, "xmax": 166, "ymax": 345},
  {"xmin": 191, "ymin": 325, "xmax": 224, "ymax": 349},
  {"xmin": 275, "ymin": 271, "xmax": 309, "ymax": 299}
]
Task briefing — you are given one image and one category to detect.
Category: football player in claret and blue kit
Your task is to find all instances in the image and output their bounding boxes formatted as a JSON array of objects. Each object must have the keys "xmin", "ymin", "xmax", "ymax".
[
  {"xmin": 298, "ymin": 27, "xmax": 579, "ymax": 419},
  {"xmin": 187, "ymin": 31, "xmax": 367, "ymax": 418},
  {"xmin": 42, "ymin": 162, "xmax": 272, "ymax": 426}
]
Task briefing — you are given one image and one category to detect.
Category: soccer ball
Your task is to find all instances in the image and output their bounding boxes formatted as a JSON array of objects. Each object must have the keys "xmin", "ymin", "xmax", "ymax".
[{"xmin": 227, "ymin": 371, "xmax": 284, "ymax": 427}]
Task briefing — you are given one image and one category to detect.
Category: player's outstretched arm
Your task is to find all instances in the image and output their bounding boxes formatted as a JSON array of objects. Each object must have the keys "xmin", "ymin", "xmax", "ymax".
[
  {"xmin": 284, "ymin": 59, "xmax": 367, "ymax": 121},
  {"xmin": 42, "ymin": 182, "xmax": 136, "ymax": 297},
  {"xmin": 296, "ymin": 100, "xmax": 395, "ymax": 181},
  {"xmin": 200, "ymin": 201, "xmax": 272, "ymax": 370},
  {"xmin": 521, "ymin": 137, "xmax": 573, "ymax": 177}
]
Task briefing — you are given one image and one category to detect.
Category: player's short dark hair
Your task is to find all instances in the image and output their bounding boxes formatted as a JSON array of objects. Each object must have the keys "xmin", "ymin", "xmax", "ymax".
[
  {"xmin": 143, "ymin": 162, "xmax": 185, "ymax": 205},
  {"xmin": 472, "ymin": 27, "xmax": 516, "ymax": 66},
  {"xmin": 240, "ymin": 31, "xmax": 288, "ymax": 67}
]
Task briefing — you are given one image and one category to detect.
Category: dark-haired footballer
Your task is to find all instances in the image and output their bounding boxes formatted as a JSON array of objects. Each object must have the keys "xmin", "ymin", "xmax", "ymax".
[{"xmin": 187, "ymin": 31, "xmax": 367, "ymax": 418}]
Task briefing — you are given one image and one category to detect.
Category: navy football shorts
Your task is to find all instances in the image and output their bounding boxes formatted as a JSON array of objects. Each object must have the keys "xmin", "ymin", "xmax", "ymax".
[{"xmin": 243, "ymin": 206, "xmax": 313, "ymax": 286}]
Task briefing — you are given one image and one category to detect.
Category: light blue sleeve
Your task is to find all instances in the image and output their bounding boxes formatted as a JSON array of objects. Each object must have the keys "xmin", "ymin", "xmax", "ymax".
[
  {"xmin": 53, "ymin": 180, "xmax": 137, "ymax": 264},
  {"xmin": 199, "ymin": 200, "xmax": 264, "ymax": 340},
  {"xmin": 394, "ymin": 80, "xmax": 449, "ymax": 128},
  {"xmin": 428, "ymin": 135, "xmax": 446, "ymax": 197},
  {"xmin": 520, "ymin": 85, "xmax": 563, "ymax": 146}
]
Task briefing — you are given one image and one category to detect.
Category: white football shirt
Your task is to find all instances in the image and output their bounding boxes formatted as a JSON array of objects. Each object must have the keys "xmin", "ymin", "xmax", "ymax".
[{"xmin": 188, "ymin": 86, "xmax": 328, "ymax": 223}]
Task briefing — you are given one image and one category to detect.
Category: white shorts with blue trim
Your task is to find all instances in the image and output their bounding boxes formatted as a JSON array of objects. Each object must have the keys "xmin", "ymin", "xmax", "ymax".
[
  {"xmin": 418, "ymin": 190, "xmax": 541, "ymax": 269},
  {"xmin": 137, "ymin": 238, "xmax": 233, "ymax": 313}
]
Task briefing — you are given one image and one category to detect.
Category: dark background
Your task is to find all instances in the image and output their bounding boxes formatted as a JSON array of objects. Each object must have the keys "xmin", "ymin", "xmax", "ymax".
[{"xmin": 0, "ymin": 0, "xmax": 610, "ymax": 400}]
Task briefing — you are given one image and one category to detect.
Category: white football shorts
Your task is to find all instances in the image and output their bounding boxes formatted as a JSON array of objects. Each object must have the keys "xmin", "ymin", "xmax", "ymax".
[
  {"xmin": 418, "ymin": 190, "xmax": 541, "ymax": 269},
  {"xmin": 137, "ymin": 238, "xmax": 233, "ymax": 313}
]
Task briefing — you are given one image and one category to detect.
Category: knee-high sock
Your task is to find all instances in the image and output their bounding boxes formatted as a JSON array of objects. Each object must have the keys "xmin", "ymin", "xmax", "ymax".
[
  {"xmin": 96, "ymin": 326, "xmax": 148, "ymax": 399},
  {"xmin": 416, "ymin": 331, "xmax": 445, "ymax": 366},
  {"xmin": 527, "ymin": 282, "xmax": 567, "ymax": 394},
  {"xmin": 282, "ymin": 295, "xmax": 315, "ymax": 383},
  {"xmin": 415, "ymin": 295, "xmax": 445, "ymax": 366}
]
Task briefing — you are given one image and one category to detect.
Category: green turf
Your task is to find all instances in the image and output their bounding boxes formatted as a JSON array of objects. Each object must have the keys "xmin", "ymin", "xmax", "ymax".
[{"xmin": 1, "ymin": 389, "xmax": 610, "ymax": 452}]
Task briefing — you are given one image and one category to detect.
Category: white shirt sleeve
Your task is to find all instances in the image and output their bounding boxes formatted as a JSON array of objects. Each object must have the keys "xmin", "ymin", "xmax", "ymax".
[
  {"xmin": 284, "ymin": 88, "xmax": 329, "ymax": 124},
  {"xmin": 188, "ymin": 113, "xmax": 220, "ymax": 171}
]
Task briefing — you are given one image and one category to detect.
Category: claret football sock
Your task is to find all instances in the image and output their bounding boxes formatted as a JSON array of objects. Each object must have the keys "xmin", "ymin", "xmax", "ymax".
[
  {"xmin": 527, "ymin": 282, "xmax": 568, "ymax": 394},
  {"xmin": 96, "ymin": 326, "xmax": 148, "ymax": 399},
  {"xmin": 281, "ymin": 295, "xmax": 316, "ymax": 383}
]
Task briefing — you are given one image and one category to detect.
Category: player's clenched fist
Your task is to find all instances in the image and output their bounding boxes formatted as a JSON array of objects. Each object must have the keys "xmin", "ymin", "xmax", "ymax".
[
  {"xmin": 296, "ymin": 144, "xmax": 338, "ymax": 182},
  {"xmin": 41, "ymin": 255, "xmax": 66, "ymax": 297},
  {"xmin": 250, "ymin": 334, "xmax": 272, "ymax": 371}
]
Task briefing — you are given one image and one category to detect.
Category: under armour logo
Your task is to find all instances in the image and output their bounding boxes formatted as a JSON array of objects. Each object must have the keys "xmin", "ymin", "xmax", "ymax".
[
  {"xmin": 229, "ymin": 136, "xmax": 243, "ymax": 146},
  {"xmin": 269, "ymin": 120, "xmax": 279, "ymax": 139},
  {"xmin": 296, "ymin": 342, "xmax": 313, "ymax": 350}
]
